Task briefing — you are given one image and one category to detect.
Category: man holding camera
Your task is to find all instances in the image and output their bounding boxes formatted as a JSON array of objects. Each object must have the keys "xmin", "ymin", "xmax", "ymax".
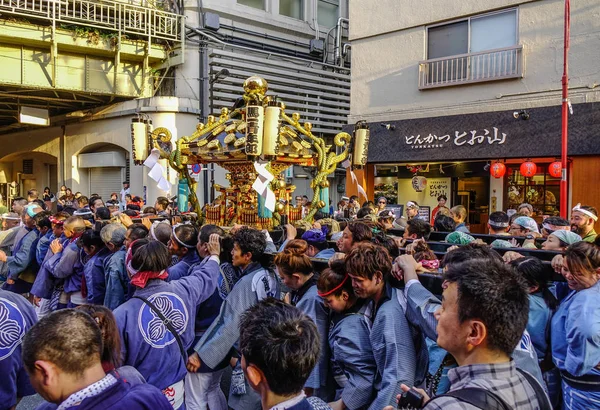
[{"xmin": 387, "ymin": 257, "xmax": 550, "ymax": 409}]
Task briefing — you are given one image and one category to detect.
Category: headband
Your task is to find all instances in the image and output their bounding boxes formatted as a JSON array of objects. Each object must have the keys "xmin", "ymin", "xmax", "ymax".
[
  {"xmin": 572, "ymin": 203, "xmax": 598, "ymax": 221},
  {"xmin": 2, "ymin": 213, "xmax": 21, "ymax": 221},
  {"xmin": 172, "ymin": 225, "xmax": 196, "ymax": 249},
  {"xmin": 542, "ymin": 223, "xmax": 555, "ymax": 232},
  {"xmin": 488, "ymin": 220, "xmax": 509, "ymax": 228},
  {"xmin": 49, "ymin": 216, "xmax": 65, "ymax": 225},
  {"xmin": 406, "ymin": 201, "xmax": 418, "ymax": 209},
  {"xmin": 317, "ymin": 274, "xmax": 349, "ymax": 297}
]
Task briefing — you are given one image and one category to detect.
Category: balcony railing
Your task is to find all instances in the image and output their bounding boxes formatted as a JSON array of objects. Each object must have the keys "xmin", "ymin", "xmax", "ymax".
[
  {"xmin": 418, "ymin": 45, "xmax": 523, "ymax": 89},
  {"xmin": 0, "ymin": 0, "xmax": 183, "ymax": 43}
]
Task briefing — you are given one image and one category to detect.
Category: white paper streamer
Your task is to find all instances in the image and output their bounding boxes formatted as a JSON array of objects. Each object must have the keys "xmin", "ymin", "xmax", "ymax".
[
  {"xmin": 252, "ymin": 161, "xmax": 276, "ymax": 212},
  {"xmin": 343, "ymin": 161, "xmax": 368, "ymax": 201}
]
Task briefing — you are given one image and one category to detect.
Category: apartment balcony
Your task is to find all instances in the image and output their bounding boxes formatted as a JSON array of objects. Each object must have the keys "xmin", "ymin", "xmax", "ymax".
[
  {"xmin": 0, "ymin": 0, "xmax": 184, "ymax": 130},
  {"xmin": 418, "ymin": 45, "xmax": 523, "ymax": 90}
]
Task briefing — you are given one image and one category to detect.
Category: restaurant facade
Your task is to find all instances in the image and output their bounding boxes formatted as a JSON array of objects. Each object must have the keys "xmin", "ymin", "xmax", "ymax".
[{"xmin": 346, "ymin": 0, "xmax": 600, "ymax": 233}]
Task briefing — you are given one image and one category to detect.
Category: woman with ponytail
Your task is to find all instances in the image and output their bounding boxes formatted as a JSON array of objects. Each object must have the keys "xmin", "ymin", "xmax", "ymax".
[
  {"xmin": 274, "ymin": 239, "xmax": 330, "ymax": 399},
  {"xmin": 317, "ymin": 260, "xmax": 376, "ymax": 410}
]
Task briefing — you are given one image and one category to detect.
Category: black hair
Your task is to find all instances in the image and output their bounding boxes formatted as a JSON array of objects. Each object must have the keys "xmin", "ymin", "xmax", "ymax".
[
  {"xmin": 199, "ymin": 224, "xmax": 225, "ymax": 244},
  {"xmin": 444, "ymin": 258, "xmax": 529, "ymax": 356},
  {"xmin": 437, "ymin": 195, "xmax": 447, "ymax": 202},
  {"xmin": 371, "ymin": 232, "xmax": 399, "ymax": 258},
  {"xmin": 362, "ymin": 200, "xmax": 375, "ymax": 208},
  {"xmin": 79, "ymin": 229, "xmax": 106, "ymax": 252},
  {"xmin": 407, "ymin": 218, "xmax": 432, "ymax": 240},
  {"xmin": 95, "ymin": 207, "xmax": 111, "ymax": 221},
  {"xmin": 143, "ymin": 207, "xmax": 157, "ymax": 215},
  {"xmin": 442, "ymin": 243, "xmax": 502, "ymax": 267},
  {"xmin": 433, "ymin": 214, "xmax": 456, "ymax": 232},
  {"xmin": 33, "ymin": 211, "xmax": 52, "ymax": 231},
  {"xmin": 127, "ymin": 223, "xmax": 149, "ymax": 241},
  {"xmin": 489, "ymin": 211, "xmax": 510, "ymax": 230},
  {"xmin": 89, "ymin": 196, "xmax": 103, "ymax": 210},
  {"xmin": 126, "ymin": 204, "xmax": 141, "ymax": 211},
  {"xmin": 544, "ymin": 216, "xmax": 569, "ymax": 227},
  {"xmin": 510, "ymin": 257, "xmax": 558, "ymax": 310},
  {"xmin": 123, "ymin": 209, "xmax": 139, "ymax": 217},
  {"xmin": 239, "ymin": 298, "xmax": 320, "ymax": 396},
  {"xmin": 347, "ymin": 221, "xmax": 373, "ymax": 244},
  {"xmin": 220, "ymin": 235, "xmax": 234, "ymax": 264},
  {"xmin": 62, "ymin": 206, "xmax": 76, "ymax": 215},
  {"xmin": 155, "ymin": 196, "xmax": 169, "ymax": 210},
  {"xmin": 173, "ymin": 224, "xmax": 199, "ymax": 248},
  {"xmin": 131, "ymin": 240, "xmax": 170, "ymax": 273},
  {"xmin": 356, "ymin": 207, "xmax": 373, "ymax": 219},
  {"xmin": 32, "ymin": 199, "xmax": 47, "ymax": 211},
  {"xmin": 232, "ymin": 227, "xmax": 266, "ymax": 262},
  {"xmin": 22, "ymin": 309, "xmax": 102, "ymax": 375}
]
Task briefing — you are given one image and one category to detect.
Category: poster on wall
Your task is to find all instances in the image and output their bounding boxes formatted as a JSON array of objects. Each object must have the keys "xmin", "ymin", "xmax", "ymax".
[
  {"xmin": 418, "ymin": 206, "xmax": 431, "ymax": 223},
  {"xmin": 397, "ymin": 177, "xmax": 452, "ymax": 219}
]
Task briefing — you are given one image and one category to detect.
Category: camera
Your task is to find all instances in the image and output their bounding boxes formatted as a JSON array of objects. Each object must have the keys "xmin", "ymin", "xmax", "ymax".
[{"xmin": 397, "ymin": 388, "xmax": 424, "ymax": 409}]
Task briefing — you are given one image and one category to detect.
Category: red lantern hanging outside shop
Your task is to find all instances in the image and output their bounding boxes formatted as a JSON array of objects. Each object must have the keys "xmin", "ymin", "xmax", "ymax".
[
  {"xmin": 490, "ymin": 162, "xmax": 506, "ymax": 178},
  {"xmin": 548, "ymin": 161, "xmax": 562, "ymax": 178},
  {"xmin": 520, "ymin": 161, "xmax": 537, "ymax": 178}
]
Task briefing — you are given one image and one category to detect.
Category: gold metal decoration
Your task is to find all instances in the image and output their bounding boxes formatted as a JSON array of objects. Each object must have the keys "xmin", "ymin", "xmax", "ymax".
[{"xmin": 150, "ymin": 76, "xmax": 364, "ymax": 228}]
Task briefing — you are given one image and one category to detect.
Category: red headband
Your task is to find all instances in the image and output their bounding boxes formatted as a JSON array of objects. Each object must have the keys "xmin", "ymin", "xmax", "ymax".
[
  {"xmin": 49, "ymin": 216, "xmax": 65, "ymax": 225},
  {"xmin": 317, "ymin": 274, "xmax": 349, "ymax": 297}
]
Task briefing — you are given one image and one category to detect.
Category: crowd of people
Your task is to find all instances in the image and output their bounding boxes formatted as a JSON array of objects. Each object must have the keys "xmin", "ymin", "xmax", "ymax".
[{"xmin": 1, "ymin": 185, "xmax": 600, "ymax": 410}]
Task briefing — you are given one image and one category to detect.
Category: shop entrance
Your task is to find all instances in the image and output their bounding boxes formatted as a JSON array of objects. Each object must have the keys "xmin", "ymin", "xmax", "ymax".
[{"xmin": 455, "ymin": 176, "xmax": 490, "ymax": 234}]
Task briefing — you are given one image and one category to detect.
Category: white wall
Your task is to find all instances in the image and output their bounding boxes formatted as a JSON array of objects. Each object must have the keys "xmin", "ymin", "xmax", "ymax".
[{"xmin": 349, "ymin": 0, "xmax": 600, "ymax": 122}]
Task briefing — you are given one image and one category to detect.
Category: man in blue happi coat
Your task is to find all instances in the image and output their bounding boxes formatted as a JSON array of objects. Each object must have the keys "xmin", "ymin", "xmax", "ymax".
[{"xmin": 23, "ymin": 309, "xmax": 171, "ymax": 410}]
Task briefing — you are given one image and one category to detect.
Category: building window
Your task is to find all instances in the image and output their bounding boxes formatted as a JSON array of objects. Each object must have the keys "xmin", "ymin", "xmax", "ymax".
[
  {"xmin": 318, "ymin": 0, "xmax": 339, "ymax": 28},
  {"xmin": 420, "ymin": 9, "xmax": 521, "ymax": 88},
  {"xmin": 237, "ymin": 0, "xmax": 265, "ymax": 10},
  {"xmin": 279, "ymin": 0, "xmax": 303, "ymax": 19},
  {"xmin": 506, "ymin": 164, "xmax": 560, "ymax": 216}
]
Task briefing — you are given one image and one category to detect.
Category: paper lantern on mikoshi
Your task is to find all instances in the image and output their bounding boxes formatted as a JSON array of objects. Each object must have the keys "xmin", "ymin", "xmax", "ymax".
[
  {"xmin": 490, "ymin": 162, "xmax": 506, "ymax": 179},
  {"xmin": 548, "ymin": 161, "xmax": 562, "ymax": 178},
  {"xmin": 520, "ymin": 161, "xmax": 537, "ymax": 178}
]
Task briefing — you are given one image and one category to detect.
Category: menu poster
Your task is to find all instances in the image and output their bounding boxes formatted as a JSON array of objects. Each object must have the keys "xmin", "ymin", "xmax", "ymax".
[{"xmin": 418, "ymin": 206, "xmax": 431, "ymax": 223}]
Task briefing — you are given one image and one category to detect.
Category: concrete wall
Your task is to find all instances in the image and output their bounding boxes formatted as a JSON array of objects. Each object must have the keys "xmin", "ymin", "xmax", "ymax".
[
  {"xmin": 349, "ymin": 0, "xmax": 600, "ymax": 122},
  {"xmin": 0, "ymin": 96, "xmax": 230, "ymax": 206}
]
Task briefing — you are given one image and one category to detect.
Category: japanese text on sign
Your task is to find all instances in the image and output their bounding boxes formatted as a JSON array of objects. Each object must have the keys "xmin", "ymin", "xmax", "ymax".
[
  {"xmin": 404, "ymin": 127, "xmax": 507, "ymax": 149},
  {"xmin": 428, "ymin": 178, "xmax": 450, "ymax": 199}
]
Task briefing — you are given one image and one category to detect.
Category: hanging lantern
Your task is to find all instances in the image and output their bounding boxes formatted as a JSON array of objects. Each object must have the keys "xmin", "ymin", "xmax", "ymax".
[
  {"xmin": 548, "ymin": 161, "xmax": 562, "ymax": 178},
  {"xmin": 520, "ymin": 161, "xmax": 537, "ymax": 178},
  {"xmin": 411, "ymin": 175, "xmax": 427, "ymax": 192},
  {"xmin": 490, "ymin": 162, "xmax": 506, "ymax": 179}
]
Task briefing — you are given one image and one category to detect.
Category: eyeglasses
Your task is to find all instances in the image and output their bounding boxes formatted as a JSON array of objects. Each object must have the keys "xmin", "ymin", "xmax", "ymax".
[{"xmin": 378, "ymin": 201, "xmax": 386, "ymax": 204}]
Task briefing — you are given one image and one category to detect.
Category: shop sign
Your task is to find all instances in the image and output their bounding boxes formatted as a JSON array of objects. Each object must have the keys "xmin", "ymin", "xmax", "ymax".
[
  {"xmin": 404, "ymin": 127, "xmax": 507, "ymax": 149},
  {"xmin": 427, "ymin": 178, "xmax": 450, "ymax": 199}
]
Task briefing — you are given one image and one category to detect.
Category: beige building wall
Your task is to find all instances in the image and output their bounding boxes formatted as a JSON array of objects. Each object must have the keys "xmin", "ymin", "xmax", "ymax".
[{"xmin": 349, "ymin": 0, "xmax": 600, "ymax": 122}]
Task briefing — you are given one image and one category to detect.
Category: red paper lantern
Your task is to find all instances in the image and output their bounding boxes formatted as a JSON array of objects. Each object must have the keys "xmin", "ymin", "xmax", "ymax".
[
  {"xmin": 520, "ymin": 161, "xmax": 537, "ymax": 178},
  {"xmin": 490, "ymin": 162, "xmax": 506, "ymax": 178},
  {"xmin": 548, "ymin": 161, "xmax": 562, "ymax": 178}
]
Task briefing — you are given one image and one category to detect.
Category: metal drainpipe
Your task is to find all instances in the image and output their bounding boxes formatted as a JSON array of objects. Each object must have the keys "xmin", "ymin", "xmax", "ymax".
[{"xmin": 334, "ymin": 18, "xmax": 349, "ymax": 67}]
